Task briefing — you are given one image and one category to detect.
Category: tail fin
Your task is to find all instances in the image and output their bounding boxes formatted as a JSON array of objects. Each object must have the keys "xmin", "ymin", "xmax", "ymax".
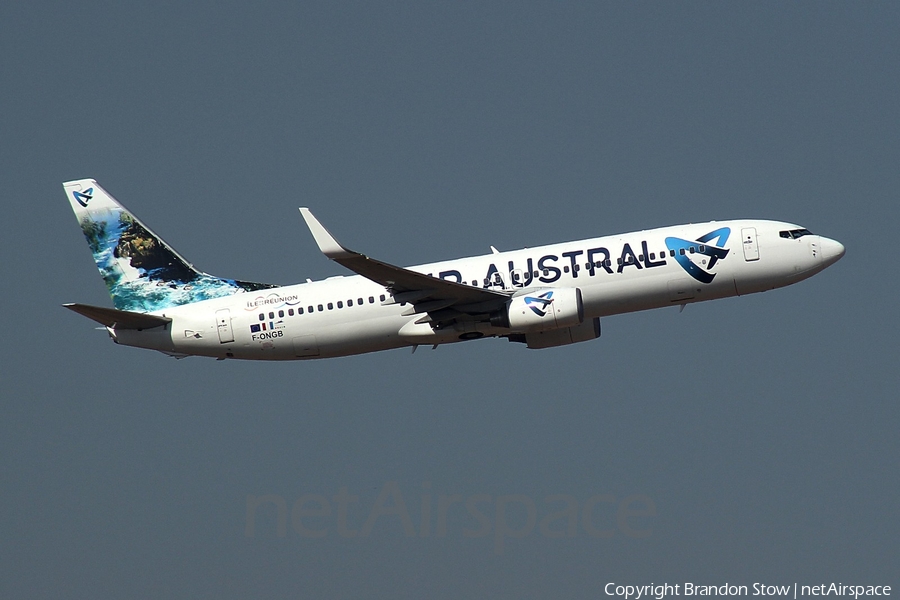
[{"xmin": 63, "ymin": 179, "xmax": 276, "ymax": 312}]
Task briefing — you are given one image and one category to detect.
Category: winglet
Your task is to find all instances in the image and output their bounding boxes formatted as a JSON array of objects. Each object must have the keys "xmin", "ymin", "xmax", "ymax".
[{"xmin": 299, "ymin": 208, "xmax": 356, "ymax": 259}]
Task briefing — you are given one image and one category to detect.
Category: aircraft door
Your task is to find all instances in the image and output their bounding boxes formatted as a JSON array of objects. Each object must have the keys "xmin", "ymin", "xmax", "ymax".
[
  {"xmin": 215, "ymin": 309, "xmax": 235, "ymax": 343},
  {"xmin": 741, "ymin": 227, "xmax": 760, "ymax": 261}
]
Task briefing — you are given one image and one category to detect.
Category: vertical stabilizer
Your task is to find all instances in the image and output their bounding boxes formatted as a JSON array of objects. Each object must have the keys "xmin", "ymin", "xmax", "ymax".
[{"xmin": 63, "ymin": 179, "xmax": 275, "ymax": 312}]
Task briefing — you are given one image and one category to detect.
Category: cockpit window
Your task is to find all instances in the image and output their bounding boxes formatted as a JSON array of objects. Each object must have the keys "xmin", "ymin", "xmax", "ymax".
[{"xmin": 779, "ymin": 228, "xmax": 814, "ymax": 240}]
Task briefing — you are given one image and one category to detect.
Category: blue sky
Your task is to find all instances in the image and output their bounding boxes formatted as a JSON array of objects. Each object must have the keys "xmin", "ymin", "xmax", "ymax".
[{"xmin": 1, "ymin": 3, "xmax": 897, "ymax": 597}]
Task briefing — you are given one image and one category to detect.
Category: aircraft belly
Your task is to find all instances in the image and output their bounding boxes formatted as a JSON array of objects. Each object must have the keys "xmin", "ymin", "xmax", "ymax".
[{"xmin": 304, "ymin": 316, "xmax": 408, "ymax": 358}]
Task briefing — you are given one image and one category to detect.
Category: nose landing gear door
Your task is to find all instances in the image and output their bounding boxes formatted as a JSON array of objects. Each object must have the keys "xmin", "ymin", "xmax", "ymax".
[{"xmin": 741, "ymin": 228, "xmax": 760, "ymax": 261}]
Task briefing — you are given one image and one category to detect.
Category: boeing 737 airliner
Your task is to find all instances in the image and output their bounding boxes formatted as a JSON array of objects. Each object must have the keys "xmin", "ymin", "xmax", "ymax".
[{"xmin": 63, "ymin": 179, "xmax": 844, "ymax": 360}]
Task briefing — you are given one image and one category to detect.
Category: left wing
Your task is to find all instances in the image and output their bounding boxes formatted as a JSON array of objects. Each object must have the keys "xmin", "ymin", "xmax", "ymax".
[{"xmin": 299, "ymin": 208, "xmax": 510, "ymax": 325}]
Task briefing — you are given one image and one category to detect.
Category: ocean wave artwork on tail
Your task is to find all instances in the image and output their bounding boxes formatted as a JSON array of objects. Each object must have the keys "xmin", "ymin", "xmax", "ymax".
[{"xmin": 76, "ymin": 196, "xmax": 275, "ymax": 313}]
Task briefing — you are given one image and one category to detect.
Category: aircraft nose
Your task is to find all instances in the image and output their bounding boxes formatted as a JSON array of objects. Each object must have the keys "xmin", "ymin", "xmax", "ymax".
[{"xmin": 819, "ymin": 236, "xmax": 845, "ymax": 266}]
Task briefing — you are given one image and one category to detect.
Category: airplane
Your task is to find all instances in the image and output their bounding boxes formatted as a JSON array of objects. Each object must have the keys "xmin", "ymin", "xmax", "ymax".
[{"xmin": 62, "ymin": 179, "xmax": 845, "ymax": 360}]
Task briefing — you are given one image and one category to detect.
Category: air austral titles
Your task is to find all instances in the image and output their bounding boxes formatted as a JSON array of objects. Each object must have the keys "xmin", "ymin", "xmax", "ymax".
[{"xmin": 62, "ymin": 179, "xmax": 845, "ymax": 360}]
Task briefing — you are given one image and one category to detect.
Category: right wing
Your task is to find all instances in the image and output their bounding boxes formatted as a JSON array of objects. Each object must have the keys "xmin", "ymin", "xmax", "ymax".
[{"xmin": 299, "ymin": 208, "xmax": 510, "ymax": 325}]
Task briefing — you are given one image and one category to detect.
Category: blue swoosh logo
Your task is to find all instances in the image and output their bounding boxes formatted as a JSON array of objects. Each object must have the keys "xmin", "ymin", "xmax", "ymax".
[{"xmin": 665, "ymin": 227, "xmax": 730, "ymax": 284}]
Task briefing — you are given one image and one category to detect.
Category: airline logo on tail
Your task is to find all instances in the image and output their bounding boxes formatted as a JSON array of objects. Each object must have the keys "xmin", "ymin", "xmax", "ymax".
[
  {"xmin": 665, "ymin": 227, "xmax": 731, "ymax": 284},
  {"xmin": 524, "ymin": 291, "xmax": 554, "ymax": 316},
  {"xmin": 72, "ymin": 188, "xmax": 94, "ymax": 207}
]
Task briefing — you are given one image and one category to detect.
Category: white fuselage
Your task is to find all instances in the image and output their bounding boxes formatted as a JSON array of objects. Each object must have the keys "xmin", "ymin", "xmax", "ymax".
[{"xmin": 112, "ymin": 219, "xmax": 843, "ymax": 360}]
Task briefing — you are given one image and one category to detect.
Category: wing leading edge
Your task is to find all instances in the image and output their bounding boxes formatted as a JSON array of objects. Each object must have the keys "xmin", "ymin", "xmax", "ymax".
[{"xmin": 299, "ymin": 208, "xmax": 510, "ymax": 325}]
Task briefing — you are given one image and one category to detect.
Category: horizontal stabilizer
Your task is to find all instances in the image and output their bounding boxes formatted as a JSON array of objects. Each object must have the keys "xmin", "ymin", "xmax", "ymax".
[{"xmin": 63, "ymin": 303, "xmax": 172, "ymax": 329}]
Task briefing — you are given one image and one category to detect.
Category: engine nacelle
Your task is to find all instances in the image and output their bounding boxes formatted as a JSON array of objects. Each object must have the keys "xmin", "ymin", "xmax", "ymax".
[
  {"xmin": 508, "ymin": 317, "xmax": 601, "ymax": 349},
  {"xmin": 492, "ymin": 287, "xmax": 584, "ymax": 332}
]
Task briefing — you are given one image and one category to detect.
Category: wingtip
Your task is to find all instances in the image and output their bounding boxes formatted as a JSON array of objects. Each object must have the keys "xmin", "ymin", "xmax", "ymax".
[{"xmin": 299, "ymin": 207, "xmax": 355, "ymax": 259}]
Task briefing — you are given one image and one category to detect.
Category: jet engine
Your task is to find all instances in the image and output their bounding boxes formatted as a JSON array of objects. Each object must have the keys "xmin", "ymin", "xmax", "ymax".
[{"xmin": 490, "ymin": 287, "xmax": 584, "ymax": 332}]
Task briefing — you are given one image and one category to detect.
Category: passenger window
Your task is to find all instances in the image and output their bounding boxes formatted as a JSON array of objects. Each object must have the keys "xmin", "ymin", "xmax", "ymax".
[
  {"xmin": 380, "ymin": 294, "xmax": 385, "ymax": 302},
  {"xmin": 358, "ymin": 298, "xmax": 363, "ymax": 304},
  {"xmin": 699, "ymin": 245, "xmax": 705, "ymax": 252},
  {"xmin": 318, "ymin": 304, "xmax": 323, "ymax": 311},
  {"xmin": 327, "ymin": 302, "xmax": 333, "ymax": 310},
  {"xmin": 670, "ymin": 250, "xmax": 675, "ymax": 257},
  {"xmin": 288, "ymin": 309, "xmax": 294, "ymax": 316},
  {"xmin": 278, "ymin": 310, "xmax": 284, "ymax": 318},
  {"xmin": 347, "ymin": 299, "xmax": 353, "ymax": 307},
  {"xmin": 471, "ymin": 280, "xmax": 478, "ymax": 286},
  {"xmin": 649, "ymin": 253, "xmax": 655, "ymax": 260},
  {"xmin": 258, "ymin": 314, "xmax": 265, "ymax": 321},
  {"xmin": 679, "ymin": 249, "xmax": 685, "ymax": 256},
  {"xmin": 268, "ymin": 312, "xmax": 274, "ymax": 319},
  {"xmin": 638, "ymin": 254, "xmax": 644, "ymax": 261},
  {"xmin": 298, "ymin": 307, "xmax": 304, "ymax": 314},
  {"xmin": 337, "ymin": 301, "xmax": 343, "ymax": 308},
  {"xmin": 563, "ymin": 266, "xmax": 569, "ymax": 273},
  {"xmin": 689, "ymin": 247, "xmax": 695, "ymax": 254},
  {"xmin": 308, "ymin": 306, "xmax": 313, "ymax": 313},
  {"xmin": 369, "ymin": 296, "xmax": 374, "ymax": 303}
]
